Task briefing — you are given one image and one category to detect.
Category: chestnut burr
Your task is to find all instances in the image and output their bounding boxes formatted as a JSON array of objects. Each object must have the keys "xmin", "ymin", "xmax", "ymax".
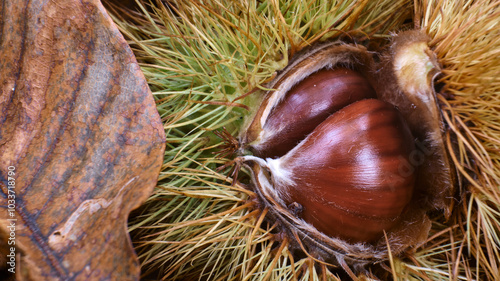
[{"xmin": 238, "ymin": 33, "xmax": 455, "ymax": 275}]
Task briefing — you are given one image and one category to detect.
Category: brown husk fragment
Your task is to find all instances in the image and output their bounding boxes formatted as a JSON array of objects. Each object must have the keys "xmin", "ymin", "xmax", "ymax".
[{"xmin": 375, "ymin": 30, "xmax": 456, "ymax": 216}]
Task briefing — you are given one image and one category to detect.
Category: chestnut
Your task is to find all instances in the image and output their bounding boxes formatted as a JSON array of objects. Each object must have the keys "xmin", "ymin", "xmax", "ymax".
[
  {"xmin": 241, "ymin": 42, "xmax": 376, "ymax": 158},
  {"xmin": 244, "ymin": 68, "xmax": 376, "ymax": 158}
]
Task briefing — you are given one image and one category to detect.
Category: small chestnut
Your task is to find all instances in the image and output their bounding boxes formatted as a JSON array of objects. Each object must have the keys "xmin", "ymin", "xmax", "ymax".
[
  {"xmin": 245, "ymin": 68, "xmax": 376, "ymax": 158},
  {"xmin": 241, "ymin": 42, "xmax": 376, "ymax": 159}
]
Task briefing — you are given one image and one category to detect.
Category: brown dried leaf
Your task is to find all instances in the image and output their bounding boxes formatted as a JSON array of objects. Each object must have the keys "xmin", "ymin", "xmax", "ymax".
[{"xmin": 0, "ymin": 0, "xmax": 165, "ymax": 280}]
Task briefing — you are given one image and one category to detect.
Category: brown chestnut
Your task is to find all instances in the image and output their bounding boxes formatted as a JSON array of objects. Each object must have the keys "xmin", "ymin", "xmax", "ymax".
[
  {"xmin": 266, "ymin": 99, "xmax": 415, "ymax": 243},
  {"xmin": 245, "ymin": 68, "xmax": 376, "ymax": 158},
  {"xmin": 240, "ymin": 42, "xmax": 376, "ymax": 159}
]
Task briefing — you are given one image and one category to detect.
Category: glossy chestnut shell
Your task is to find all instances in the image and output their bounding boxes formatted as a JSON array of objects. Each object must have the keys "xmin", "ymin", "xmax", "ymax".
[
  {"xmin": 268, "ymin": 99, "xmax": 415, "ymax": 243},
  {"xmin": 248, "ymin": 68, "xmax": 376, "ymax": 158}
]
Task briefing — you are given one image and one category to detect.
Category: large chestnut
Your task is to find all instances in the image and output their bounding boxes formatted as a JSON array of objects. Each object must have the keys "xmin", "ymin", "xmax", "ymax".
[{"xmin": 267, "ymin": 99, "xmax": 415, "ymax": 242}]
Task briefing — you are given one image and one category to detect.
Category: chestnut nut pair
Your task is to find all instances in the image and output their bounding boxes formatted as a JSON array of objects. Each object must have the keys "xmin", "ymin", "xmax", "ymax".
[{"xmin": 237, "ymin": 31, "xmax": 455, "ymax": 270}]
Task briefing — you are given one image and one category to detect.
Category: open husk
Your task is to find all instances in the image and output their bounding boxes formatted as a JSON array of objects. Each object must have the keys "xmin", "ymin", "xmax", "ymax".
[
  {"xmin": 238, "ymin": 36, "xmax": 454, "ymax": 276},
  {"xmin": 106, "ymin": 0, "xmax": 500, "ymax": 280}
]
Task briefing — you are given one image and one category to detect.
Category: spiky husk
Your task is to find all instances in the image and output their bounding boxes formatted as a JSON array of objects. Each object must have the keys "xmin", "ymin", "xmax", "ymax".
[{"xmin": 106, "ymin": 0, "xmax": 500, "ymax": 280}]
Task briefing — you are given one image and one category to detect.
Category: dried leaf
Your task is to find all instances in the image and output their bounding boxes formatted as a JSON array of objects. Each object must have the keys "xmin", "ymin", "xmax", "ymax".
[{"xmin": 0, "ymin": 0, "xmax": 165, "ymax": 280}]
